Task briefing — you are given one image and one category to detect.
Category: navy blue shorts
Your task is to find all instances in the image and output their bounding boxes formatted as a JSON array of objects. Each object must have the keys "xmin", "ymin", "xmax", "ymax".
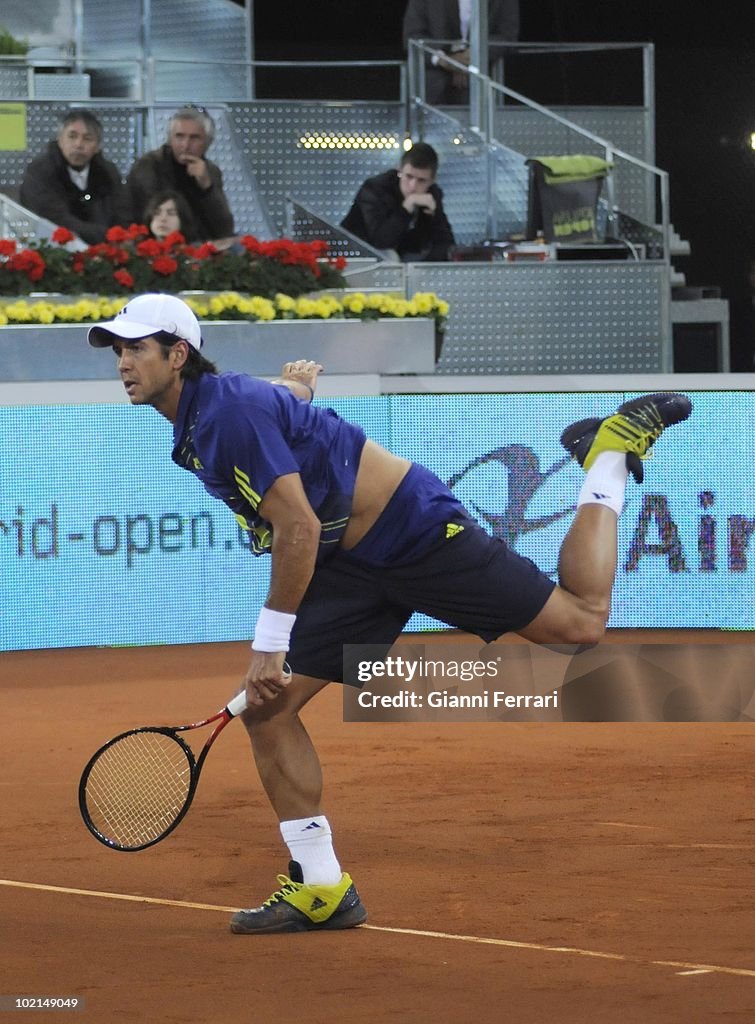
[{"xmin": 288, "ymin": 520, "xmax": 556, "ymax": 685}]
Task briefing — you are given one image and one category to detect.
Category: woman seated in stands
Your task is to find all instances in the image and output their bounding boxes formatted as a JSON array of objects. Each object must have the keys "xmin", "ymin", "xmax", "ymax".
[
  {"xmin": 144, "ymin": 190, "xmax": 197, "ymax": 243},
  {"xmin": 144, "ymin": 190, "xmax": 239, "ymax": 251}
]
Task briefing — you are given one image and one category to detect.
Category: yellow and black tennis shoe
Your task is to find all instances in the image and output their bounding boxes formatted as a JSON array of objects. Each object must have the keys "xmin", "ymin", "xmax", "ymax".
[
  {"xmin": 560, "ymin": 392, "xmax": 692, "ymax": 484},
  {"xmin": 230, "ymin": 861, "xmax": 367, "ymax": 934}
]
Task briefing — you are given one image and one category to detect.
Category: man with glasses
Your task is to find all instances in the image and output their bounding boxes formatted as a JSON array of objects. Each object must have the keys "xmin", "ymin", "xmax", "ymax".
[
  {"xmin": 341, "ymin": 143, "xmax": 455, "ymax": 262},
  {"xmin": 20, "ymin": 108, "xmax": 131, "ymax": 245},
  {"xmin": 127, "ymin": 105, "xmax": 235, "ymax": 243}
]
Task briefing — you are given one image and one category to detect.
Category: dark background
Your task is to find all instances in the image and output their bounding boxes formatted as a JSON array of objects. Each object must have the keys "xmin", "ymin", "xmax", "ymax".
[{"xmin": 249, "ymin": 0, "xmax": 755, "ymax": 370}]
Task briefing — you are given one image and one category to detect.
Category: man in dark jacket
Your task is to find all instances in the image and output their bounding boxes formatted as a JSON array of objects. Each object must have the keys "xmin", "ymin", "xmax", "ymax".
[
  {"xmin": 403, "ymin": 0, "xmax": 520, "ymax": 105},
  {"xmin": 127, "ymin": 106, "xmax": 235, "ymax": 243},
  {"xmin": 341, "ymin": 143, "xmax": 454, "ymax": 262},
  {"xmin": 19, "ymin": 108, "xmax": 131, "ymax": 245}
]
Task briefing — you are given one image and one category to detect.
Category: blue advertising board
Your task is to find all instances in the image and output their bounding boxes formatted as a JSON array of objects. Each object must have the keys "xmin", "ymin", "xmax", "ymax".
[{"xmin": 1, "ymin": 391, "xmax": 753, "ymax": 651}]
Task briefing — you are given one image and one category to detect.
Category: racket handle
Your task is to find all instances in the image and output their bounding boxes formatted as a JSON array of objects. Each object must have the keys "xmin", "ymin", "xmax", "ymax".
[
  {"xmin": 226, "ymin": 662, "xmax": 292, "ymax": 718},
  {"xmin": 226, "ymin": 691, "xmax": 249, "ymax": 717}
]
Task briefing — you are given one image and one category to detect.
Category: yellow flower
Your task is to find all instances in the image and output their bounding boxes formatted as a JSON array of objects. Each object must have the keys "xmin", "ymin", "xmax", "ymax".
[
  {"xmin": 250, "ymin": 296, "xmax": 276, "ymax": 320},
  {"xmin": 0, "ymin": 289, "xmax": 449, "ymax": 326},
  {"xmin": 28, "ymin": 302, "xmax": 55, "ymax": 324},
  {"xmin": 5, "ymin": 301, "xmax": 32, "ymax": 322},
  {"xmin": 413, "ymin": 292, "xmax": 433, "ymax": 314}
]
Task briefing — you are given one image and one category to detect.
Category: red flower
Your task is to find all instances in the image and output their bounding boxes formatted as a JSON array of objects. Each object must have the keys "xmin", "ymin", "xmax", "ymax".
[
  {"xmin": 10, "ymin": 248, "xmax": 45, "ymax": 275},
  {"xmin": 137, "ymin": 239, "xmax": 162, "ymax": 258},
  {"xmin": 186, "ymin": 243, "xmax": 216, "ymax": 259},
  {"xmin": 151, "ymin": 255, "xmax": 178, "ymax": 276},
  {"xmin": 127, "ymin": 224, "xmax": 149, "ymax": 240},
  {"xmin": 334, "ymin": 256, "xmax": 347, "ymax": 271},
  {"xmin": 239, "ymin": 234, "xmax": 261, "ymax": 254},
  {"xmin": 51, "ymin": 226, "xmax": 75, "ymax": 245},
  {"xmin": 0, "ymin": 239, "xmax": 17, "ymax": 257},
  {"xmin": 113, "ymin": 269, "xmax": 135, "ymax": 288},
  {"xmin": 162, "ymin": 231, "xmax": 186, "ymax": 249},
  {"xmin": 105, "ymin": 226, "xmax": 129, "ymax": 243}
]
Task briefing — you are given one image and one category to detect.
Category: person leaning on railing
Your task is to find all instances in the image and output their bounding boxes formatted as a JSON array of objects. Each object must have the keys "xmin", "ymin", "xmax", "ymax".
[
  {"xmin": 403, "ymin": 0, "xmax": 519, "ymax": 105},
  {"xmin": 19, "ymin": 108, "xmax": 132, "ymax": 245}
]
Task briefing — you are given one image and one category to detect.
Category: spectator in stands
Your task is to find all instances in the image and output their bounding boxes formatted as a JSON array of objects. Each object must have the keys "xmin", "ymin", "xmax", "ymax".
[
  {"xmin": 403, "ymin": 0, "xmax": 520, "ymax": 105},
  {"xmin": 341, "ymin": 143, "xmax": 455, "ymax": 262},
  {"xmin": 144, "ymin": 190, "xmax": 198, "ymax": 243},
  {"xmin": 127, "ymin": 106, "xmax": 235, "ymax": 244},
  {"xmin": 19, "ymin": 108, "xmax": 131, "ymax": 245}
]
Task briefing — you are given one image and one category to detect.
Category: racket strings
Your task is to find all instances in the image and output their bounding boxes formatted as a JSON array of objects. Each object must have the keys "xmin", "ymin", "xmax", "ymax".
[{"xmin": 84, "ymin": 731, "xmax": 192, "ymax": 848}]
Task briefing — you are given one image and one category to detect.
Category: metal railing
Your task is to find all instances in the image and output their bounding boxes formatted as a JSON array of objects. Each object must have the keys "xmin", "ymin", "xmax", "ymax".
[
  {"xmin": 407, "ymin": 39, "xmax": 669, "ymax": 260},
  {"xmin": 0, "ymin": 47, "xmax": 666, "ymax": 253}
]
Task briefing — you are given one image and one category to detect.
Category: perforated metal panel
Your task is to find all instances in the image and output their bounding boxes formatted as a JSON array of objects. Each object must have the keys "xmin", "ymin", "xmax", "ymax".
[
  {"xmin": 0, "ymin": 192, "xmax": 62, "ymax": 242},
  {"xmin": 81, "ymin": 0, "xmax": 249, "ymax": 100},
  {"xmin": 342, "ymin": 263, "xmax": 407, "ymax": 290},
  {"xmin": 408, "ymin": 261, "xmax": 671, "ymax": 374},
  {"xmin": 151, "ymin": 105, "xmax": 274, "ymax": 238},
  {"xmin": 416, "ymin": 106, "xmax": 489, "ymax": 245},
  {"xmin": 285, "ymin": 199, "xmax": 388, "ymax": 260},
  {"xmin": 32, "ymin": 72, "xmax": 91, "ymax": 99},
  {"xmin": 150, "ymin": 0, "xmax": 250, "ymax": 103},
  {"xmin": 228, "ymin": 102, "xmax": 404, "ymax": 233},
  {"xmin": 0, "ymin": 63, "xmax": 29, "ymax": 97},
  {"xmin": 81, "ymin": 0, "xmax": 142, "ymax": 58},
  {"xmin": 493, "ymin": 107, "xmax": 654, "ymax": 224}
]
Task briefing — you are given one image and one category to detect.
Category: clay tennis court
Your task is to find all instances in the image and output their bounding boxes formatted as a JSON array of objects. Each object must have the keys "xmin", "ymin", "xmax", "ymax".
[{"xmin": 1, "ymin": 632, "xmax": 753, "ymax": 1023}]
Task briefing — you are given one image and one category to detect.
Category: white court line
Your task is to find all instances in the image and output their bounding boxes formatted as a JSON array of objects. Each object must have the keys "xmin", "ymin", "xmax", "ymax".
[
  {"xmin": 598, "ymin": 822, "xmax": 660, "ymax": 830},
  {"xmin": 2, "ymin": 878, "xmax": 754, "ymax": 980}
]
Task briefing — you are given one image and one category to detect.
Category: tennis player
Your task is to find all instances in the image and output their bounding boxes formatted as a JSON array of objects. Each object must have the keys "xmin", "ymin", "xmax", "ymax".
[{"xmin": 88, "ymin": 293, "xmax": 692, "ymax": 934}]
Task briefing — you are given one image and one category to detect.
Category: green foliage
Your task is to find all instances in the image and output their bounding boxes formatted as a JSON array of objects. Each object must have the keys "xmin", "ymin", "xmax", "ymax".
[{"xmin": 0, "ymin": 25, "xmax": 29, "ymax": 55}]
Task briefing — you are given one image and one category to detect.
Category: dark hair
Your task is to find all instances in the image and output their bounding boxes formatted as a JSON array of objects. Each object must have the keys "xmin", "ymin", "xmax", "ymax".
[
  {"xmin": 400, "ymin": 142, "xmax": 439, "ymax": 175},
  {"xmin": 59, "ymin": 108, "xmax": 103, "ymax": 143},
  {"xmin": 155, "ymin": 333, "xmax": 218, "ymax": 379},
  {"xmin": 143, "ymin": 190, "xmax": 198, "ymax": 242}
]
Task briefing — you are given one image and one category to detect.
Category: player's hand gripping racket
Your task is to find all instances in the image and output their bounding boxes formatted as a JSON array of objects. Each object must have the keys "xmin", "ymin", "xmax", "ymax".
[{"xmin": 78, "ymin": 665, "xmax": 291, "ymax": 852}]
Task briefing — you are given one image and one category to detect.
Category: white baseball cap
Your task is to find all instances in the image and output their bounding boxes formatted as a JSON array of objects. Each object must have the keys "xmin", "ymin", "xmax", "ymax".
[{"xmin": 88, "ymin": 293, "xmax": 203, "ymax": 350}]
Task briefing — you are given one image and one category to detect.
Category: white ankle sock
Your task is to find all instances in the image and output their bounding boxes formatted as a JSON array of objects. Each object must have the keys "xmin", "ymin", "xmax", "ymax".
[
  {"xmin": 279, "ymin": 815, "xmax": 342, "ymax": 885},
  {"xmin": 577, "ymin": 451, "xmax": 629, "ymax": 517}
]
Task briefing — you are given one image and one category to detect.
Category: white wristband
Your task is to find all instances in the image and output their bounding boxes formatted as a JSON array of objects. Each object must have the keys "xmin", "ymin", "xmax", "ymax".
[{"xmin": 252, "ymin": 606, "xmax": 297, "ymax": 652}]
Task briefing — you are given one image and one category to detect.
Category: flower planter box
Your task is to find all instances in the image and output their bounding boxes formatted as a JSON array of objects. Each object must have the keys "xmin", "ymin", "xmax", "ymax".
[{"xmin": 0, "ymin": 316, "xmax": 437, "ymax": 382}]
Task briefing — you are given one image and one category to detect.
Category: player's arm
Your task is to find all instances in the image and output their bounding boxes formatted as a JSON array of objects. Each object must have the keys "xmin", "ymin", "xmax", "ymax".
[
  {"xmin": 244, "ymin": 472, "xmax": 321, "ymax": 705},
  {"xmin": 270, "ymin": 359, "xmax": 323, "ymax": 403}
]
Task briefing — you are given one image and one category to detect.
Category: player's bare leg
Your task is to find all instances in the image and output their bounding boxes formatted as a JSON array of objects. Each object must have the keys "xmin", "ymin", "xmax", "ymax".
[
  {"xmin": 519, "ymin": 393, "xmax": 692, "ymax": 646},
  {"xmin": 233, "ymin": 675, "xmax": 367, "ymax": 934},
  {"xmin": 240, "ymin": 673, "xmax": 328, "ymax": 820}
]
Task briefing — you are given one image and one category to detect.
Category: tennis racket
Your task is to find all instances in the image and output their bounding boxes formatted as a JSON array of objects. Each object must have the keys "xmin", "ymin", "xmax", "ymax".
[{"xmin": 78, "ymin": 666, "xmax": 290, "ymax": 852}]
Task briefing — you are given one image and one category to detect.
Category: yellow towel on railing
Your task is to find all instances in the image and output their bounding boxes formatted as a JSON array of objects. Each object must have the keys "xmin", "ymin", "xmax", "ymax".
[{"xmin": 529, "ymin": 155, "xmax": 613, "ymax": 185}]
